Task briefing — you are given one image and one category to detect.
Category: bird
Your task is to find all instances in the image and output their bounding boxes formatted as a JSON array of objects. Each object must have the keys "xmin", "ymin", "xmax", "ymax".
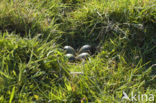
[{"xmin": 122, "ymin": 91, "xmax": 130, "ymax": 101}]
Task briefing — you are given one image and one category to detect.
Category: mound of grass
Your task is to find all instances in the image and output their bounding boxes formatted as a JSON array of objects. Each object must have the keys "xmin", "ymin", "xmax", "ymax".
[
  {"xmin": 0, "ymin": 32, "xmax": 69, "ymax": 102},
  {"xmin": 0, "ymin": 0, "xmax": 63, "ymax": 39},
  {"xmin": 0, "ymin": 0, "xmax": 156, "ymax": 102},
  {"xmin": 62, "ymin": 0, "xmax": 155, "ymax": 42},
  {"xmin": 61, "ymin": 0, "xmax": 156, "ymax": 64}
]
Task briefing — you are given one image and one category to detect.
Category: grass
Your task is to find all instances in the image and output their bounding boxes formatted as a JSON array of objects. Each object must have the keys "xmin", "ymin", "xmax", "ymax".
[{"xmin": 0, "ymin": 0, "xmax": 156, "ymax": 102}]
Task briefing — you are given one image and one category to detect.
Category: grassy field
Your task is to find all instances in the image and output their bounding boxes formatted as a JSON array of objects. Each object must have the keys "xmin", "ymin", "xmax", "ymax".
[{"xmin": 0, "ymin": 0, "xmax": 156, "ymax": 102}]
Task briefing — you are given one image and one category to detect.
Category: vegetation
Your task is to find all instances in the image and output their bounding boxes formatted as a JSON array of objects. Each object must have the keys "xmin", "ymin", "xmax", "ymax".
[{"xmin": 0, "ymin": 0, "xmax": 155, "ymax": 102}]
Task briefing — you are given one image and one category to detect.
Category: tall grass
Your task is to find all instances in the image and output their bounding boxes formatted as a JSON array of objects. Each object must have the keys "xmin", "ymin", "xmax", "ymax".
[{"xmin": 0, "ymin": 0, "xmax": 155, "ymax": 102}]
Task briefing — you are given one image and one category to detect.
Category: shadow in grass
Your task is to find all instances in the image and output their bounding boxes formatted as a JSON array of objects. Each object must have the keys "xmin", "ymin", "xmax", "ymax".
[
  {"xmin": 0, "ymin": 16, "xmax": 43, "ymax": 37},
  {"xmin": 60, "ymin": 10, "xmax": 156, "ymax": 71}
]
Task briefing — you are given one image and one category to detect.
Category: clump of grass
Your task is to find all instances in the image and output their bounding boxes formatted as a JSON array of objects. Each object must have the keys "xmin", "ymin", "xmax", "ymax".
[
  {"xmin": 41, "ymin": 55, "xmax": 155, "ymax": 102},
  {"xmin": 0, "ymin": 32, "xmax": 69, "ymax": 102},
  {"xmin": 0, "ymin": 0, "xmax": 63, "ymax": 39},
  {"xmin": 61, "ymin": 0, "xmax": 155, "ymax": 43}
]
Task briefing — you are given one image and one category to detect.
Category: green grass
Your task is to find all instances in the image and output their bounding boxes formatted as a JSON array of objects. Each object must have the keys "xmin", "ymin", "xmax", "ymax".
[{"xmin": 0, "ymin": 0, "xmax": 156, "ymax": 102}]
